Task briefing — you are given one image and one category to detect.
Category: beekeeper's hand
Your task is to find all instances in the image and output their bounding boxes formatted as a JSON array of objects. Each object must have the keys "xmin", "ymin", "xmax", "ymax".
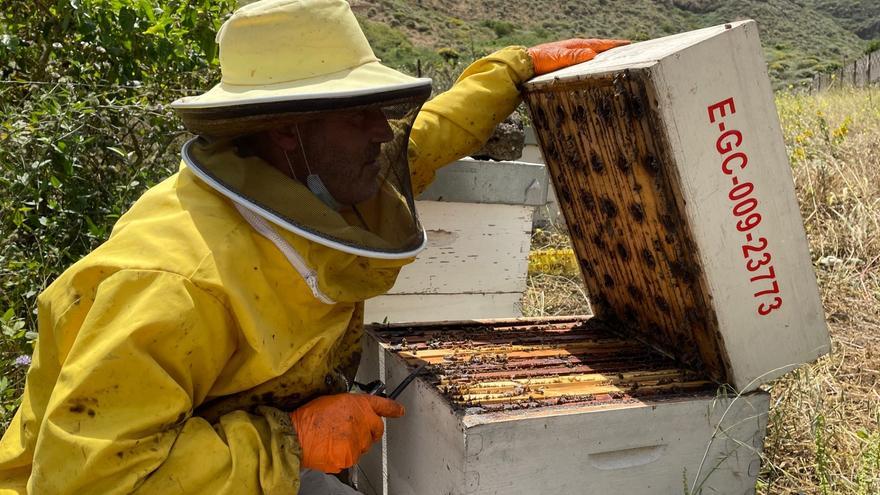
[
  {"xmin": 290, "ymin": 393, "xmax": 406, "ymax": 473},
  {"xmin": 528, "ymin": 38, "xmax": 630, "ymax": 75}
]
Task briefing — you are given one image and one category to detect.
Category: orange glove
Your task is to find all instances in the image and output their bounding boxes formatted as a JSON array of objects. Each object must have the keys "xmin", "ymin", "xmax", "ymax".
[
  {"xmin": 290, "ymin": 393, "xmax": 406, "ymax": 473},
  {"xmin": 528, "ymin": 38, "xmax": 630, "ymax": 76}
]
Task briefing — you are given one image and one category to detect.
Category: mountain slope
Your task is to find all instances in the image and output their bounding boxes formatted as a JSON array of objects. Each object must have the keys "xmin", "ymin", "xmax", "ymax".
[
  {"xmin": 804, "ymin": 0, "xmax": 880, "ymax": 40},
  {"xmin": 353, "ymin": 0, "xmax": 871, "ymax": 88}
]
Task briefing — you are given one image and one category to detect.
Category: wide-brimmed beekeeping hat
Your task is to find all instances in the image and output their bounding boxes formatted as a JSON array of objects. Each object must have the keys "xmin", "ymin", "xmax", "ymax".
[
  {"xmin": 170, "ymin": 0, "xmax": 432, "ymax": 136},
  {"xmin": 173, "ymin": 0, "xmax": 433, "ymax": 259}
]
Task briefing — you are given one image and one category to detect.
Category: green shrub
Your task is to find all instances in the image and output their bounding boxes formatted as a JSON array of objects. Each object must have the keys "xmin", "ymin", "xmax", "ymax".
[
  {"xmin": 0, "ymin": 0, "xmax": 235, "ymax": 430},
  {"xmin": 437, "ymin": 47, "xmax": 461, "ymax": 63},
  {"xmin": 481, "ymin": 19, "xmax": 515, "ymax": 38},
  {"xmin": 358, "ymin": 17, "xmax": 436, "ymax": 71}
]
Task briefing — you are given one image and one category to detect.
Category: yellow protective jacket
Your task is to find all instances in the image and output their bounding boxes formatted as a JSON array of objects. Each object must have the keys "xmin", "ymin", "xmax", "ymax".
[{"xmin": 0, "ymin": 47, "xmax": 533, "ymax": 494}]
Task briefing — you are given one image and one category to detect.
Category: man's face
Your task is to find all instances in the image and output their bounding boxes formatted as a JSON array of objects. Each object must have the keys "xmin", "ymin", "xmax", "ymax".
[{"xmin": 298, "ymin": 108, "xmax": 395, "ymax": 205}]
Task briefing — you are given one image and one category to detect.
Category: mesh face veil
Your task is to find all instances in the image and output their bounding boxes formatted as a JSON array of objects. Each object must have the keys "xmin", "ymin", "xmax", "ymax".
[
  {"xmin": 290, "ymin": 125, "xmax": 345, "ymax": 212},
  {"xmin": 179, "ymin": 84, "xmax": 432, "ymax": 259}
]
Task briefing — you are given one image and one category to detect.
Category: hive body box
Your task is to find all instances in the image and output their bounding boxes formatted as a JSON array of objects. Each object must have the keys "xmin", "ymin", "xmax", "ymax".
[
  {"xmin": 364, "ymin": 200, "xmax": 533, "ymax": 322},
  {"xmin": 364, "ymin": 159, "xmax": 548, "ymax": 323},
  {"xmin": 356, "ymin": 21, "xmax": 829, "ymax": 495},
  {"xmin": 356, "ymin": 318, "xmax": 769, "ymax": 495},
  {"xmin": 524, "ymin": 20, "xmax": 828, "ymax": 391}
]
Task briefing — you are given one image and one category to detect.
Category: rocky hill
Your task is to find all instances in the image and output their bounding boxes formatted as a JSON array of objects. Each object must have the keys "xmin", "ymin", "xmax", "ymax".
[{"xmin": 352, "ymin": 0, "xmax": 877, "ymax": 89}]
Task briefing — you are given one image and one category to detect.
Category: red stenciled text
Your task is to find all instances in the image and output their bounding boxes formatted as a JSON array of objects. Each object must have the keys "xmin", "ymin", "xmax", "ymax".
[{"xmin": 708, "ymin": 97, "xmax": 783, "ymax": 316}]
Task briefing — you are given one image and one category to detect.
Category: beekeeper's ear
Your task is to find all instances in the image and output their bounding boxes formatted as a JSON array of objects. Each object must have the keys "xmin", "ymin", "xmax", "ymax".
[{"xmin": 267, "ymin": 127, "xmax": 301, "ymax": 152}]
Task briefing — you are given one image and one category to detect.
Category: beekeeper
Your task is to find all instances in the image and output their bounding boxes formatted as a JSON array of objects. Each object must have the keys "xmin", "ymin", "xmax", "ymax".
[{"xmin": 0, "ymin": 0, "xmax": 627, "ymax": 493}]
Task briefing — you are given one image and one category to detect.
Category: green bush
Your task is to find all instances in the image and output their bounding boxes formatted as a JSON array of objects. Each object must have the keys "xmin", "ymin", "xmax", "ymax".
[
  {"xmin": 481, "ymin": 19, "xmax": 515, "ymax": 38},
  {"xmin": 358, "ymin": 17, "xmax": 436, "ymax": 73},
  {"xmin": 0, "ymin": 0, "xmax": 235, "ymax": 430},
  {"xmin": 437, "ymin": 47, "xmax": 461, "ymax": 63}
]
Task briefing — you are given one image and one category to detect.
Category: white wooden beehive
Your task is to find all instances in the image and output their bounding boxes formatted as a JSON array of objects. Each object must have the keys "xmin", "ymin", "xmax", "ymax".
[
  {"xmin": 365, "ymin": 159, "xmax": 548, "ymax": 323},
  {"xmin": 357, "ymin": 317, "xmax": 769, "ymax": 495},
  {"xmin": 356, "ymin": 21, "xmax": 829, "ymax": 495}
]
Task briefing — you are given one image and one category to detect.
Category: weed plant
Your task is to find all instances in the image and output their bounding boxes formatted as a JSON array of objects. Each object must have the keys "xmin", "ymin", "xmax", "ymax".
[{"xmin": 759, "ymin": 87, "xmax": 880, "ymax": 494}]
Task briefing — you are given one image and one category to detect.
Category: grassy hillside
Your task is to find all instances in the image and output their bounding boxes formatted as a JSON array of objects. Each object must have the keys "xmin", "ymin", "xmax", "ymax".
[
  {"xmin": 353, "ymin": 0, "xmax": 873, "ymax": 88},
  {"xmin": 806, "ymin": 0, "xmax": 880, "ymax": 41}
]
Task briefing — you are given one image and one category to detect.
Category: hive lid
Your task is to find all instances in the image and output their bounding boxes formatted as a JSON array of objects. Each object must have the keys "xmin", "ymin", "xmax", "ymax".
[
  {"xmin": 522, "ymin": 21, "xmax": 830, "ymax": 392},
  {"xmin": 528, "ymin": 21, "xmax": 748, "ymax": 87}
]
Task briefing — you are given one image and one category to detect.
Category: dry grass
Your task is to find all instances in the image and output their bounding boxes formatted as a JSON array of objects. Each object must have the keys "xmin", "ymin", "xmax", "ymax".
[
  {"xmin": 521, "ymin": 87, "xmax": 880, "ymax": 494},
  {"xmin": 760, "ymin": 87, "xmax": 880, "ymax": 495},
  {"xmin": 522, "ymin": 227, "xmax": 591, "ymax": 317}
]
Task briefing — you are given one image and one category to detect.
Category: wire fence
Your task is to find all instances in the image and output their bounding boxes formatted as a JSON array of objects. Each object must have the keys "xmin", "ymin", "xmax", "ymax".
[{"xmin": 810, "ymin": 50, "xmax": 880, "ymax": 93}]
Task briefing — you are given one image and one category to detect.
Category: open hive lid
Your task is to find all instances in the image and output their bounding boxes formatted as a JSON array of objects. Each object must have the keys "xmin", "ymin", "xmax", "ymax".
[{"xmin": 522, "ymin": 21, "xmax": 830, "ymax": 393}]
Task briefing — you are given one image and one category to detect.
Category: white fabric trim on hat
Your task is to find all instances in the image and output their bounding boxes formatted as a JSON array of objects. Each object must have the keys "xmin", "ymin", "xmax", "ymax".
[
  {"xmin": 181, "ymin": 138, "xmax": 428, "ymax": 260},
  {"xmin": 171, "ymin": 78, "xmax": 432, "ymax": 109}
]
